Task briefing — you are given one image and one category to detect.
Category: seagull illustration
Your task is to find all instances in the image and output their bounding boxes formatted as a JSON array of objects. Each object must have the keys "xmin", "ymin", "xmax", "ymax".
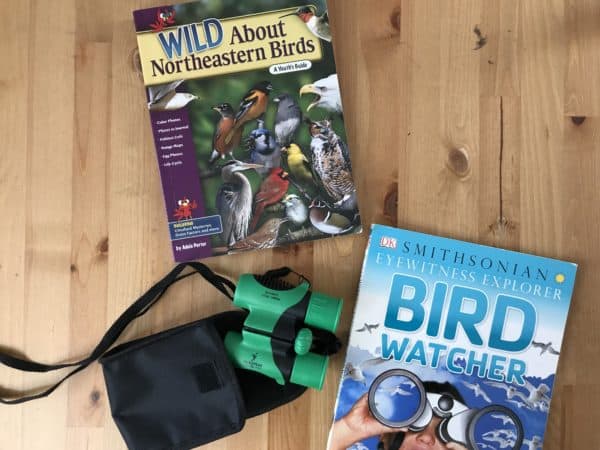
[
  {"xmin": 513, "ymin": 380, "xmax": 551, "ymax": 407},
  {"xmin": 485, "ymin": 381, "xmax": 521, "ymax": 400},
  {"xmin": 461, "ymin": 381, "xmax": 492, "ymax": 403},
  {"xmin": 355, "ymin": 323, "xmax": 379, "ymax": 334},
  {"xmin": 507, "ymin": 398, "xmax": 530, "ymax": 410},
  {"xmin": 343, "ymin": 358, "xmax": 388, "ymax": 385},
  {"xmin": 380, "ymin": 385, "xmax": 413, "ymax": 396},
  {"xmin": 492, "ymin": 429, "xmax": 517, "ymax": 441},
  {"xmin": 348, "ymin": 443, "xmax": 369, "ymax": 450},
  {"xmin": 147, "ymin": 80, "xmax": 197, "ymax": 111},
  {"xmin": 484, "ymin": 434, "xmax": 514, "ymax": 448},
  {"xmin": 531, "ymin": 341, "xmax": 560, "ymax": 356},
  {"xmin": 491, "ymin": 414, "xmax": 514, "ymax": 426},
  {"xmin": 537, "ymin": 400, "xmax": 549, "ymax": 413},
  {"xmin": 523, "ymin": 435, "xmax": 543, "ymax": 450},
  {"xmin": 483, "ymin": 430, "xmax": 502, "ymax": 440}
]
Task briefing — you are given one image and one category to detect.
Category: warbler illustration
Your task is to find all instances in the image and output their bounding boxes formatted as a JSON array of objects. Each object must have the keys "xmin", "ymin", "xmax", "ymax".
[
  {"xmin": 282, "ymin": 144, "xmax": 314, "ymax": 186},
  {"xmin": 282, "ymin": 194, "xmax": 309, "ymax": 226}
]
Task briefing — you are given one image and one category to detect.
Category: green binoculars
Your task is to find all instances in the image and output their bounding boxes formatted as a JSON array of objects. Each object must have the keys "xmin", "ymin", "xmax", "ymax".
[{"xmin": 224, "ymin": 272, "xmax": 343, "ymax": 390}]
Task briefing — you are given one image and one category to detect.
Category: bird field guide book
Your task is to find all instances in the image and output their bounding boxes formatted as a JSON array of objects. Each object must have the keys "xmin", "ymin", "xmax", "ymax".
[
  {"xmin": 132, "ymin": 0, "xmax": 361, "ymax": 262},
  {"xmin": 327, "ymin": 225, "xmax": 577, "ymax": 450}
]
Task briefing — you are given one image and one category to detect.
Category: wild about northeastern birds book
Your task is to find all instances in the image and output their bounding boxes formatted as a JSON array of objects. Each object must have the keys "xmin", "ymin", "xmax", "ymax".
[
  {"xmin": 328, "ymin": 225, "xmax": 577, "ymax": 450},
  {"xmin": 132, "ymin": 0, "xmax": 360, "ymax": 261}
]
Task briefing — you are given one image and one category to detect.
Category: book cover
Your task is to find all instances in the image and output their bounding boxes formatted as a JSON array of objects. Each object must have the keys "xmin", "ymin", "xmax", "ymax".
[
  {"xmin": 132, "ymin": 1, "xmax": 361, "ymax": 262},
  {"xmin": 328, "ymin": 225, "xmax": 577, "ymax": 450}
]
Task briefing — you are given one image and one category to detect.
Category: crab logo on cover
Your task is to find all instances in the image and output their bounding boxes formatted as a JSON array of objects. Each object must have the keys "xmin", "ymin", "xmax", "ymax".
[{"xmin": 368, "ymin": 369, "xmax": 524, "ymax": 450}]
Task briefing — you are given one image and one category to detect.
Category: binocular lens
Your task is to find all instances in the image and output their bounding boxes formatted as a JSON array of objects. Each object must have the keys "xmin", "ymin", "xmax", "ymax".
[
  {"xmin": 467, "ymin": 406, "xmax": 524, "ymax": 450},
  {"xmin": 367, "ymin": 369, "xmax": 524, "ymax": 450},
  {"xmin": 368, "ymin": 370, "xmax": 426, "ymax": 428}
]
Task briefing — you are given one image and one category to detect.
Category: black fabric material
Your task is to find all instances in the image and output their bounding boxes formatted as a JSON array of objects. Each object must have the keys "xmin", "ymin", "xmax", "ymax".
[
  {"xmin": 0, "ymin": 262, "xmax": 235, "ymax": 405},
  {"xmin": 99, "ymin": 311, "xmax": 308, "ymax": 450},
  {"xmin": 0, "ymin": 263, "xmax": 325, "ymax": 449},
  {"xmin": 100, "ymin": 318, "xmax": 246, "ymax": 450}
]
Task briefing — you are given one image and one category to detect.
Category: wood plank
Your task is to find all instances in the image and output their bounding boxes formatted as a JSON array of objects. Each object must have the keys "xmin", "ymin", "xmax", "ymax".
[
  {"xmin": 66, "ymin": 41, "xmax": 112, "ymax": 429},
  {"xmin": 17, "ymin": 0, "xmax": 76, "ymax": 448},
  {"xmin": 1, "ymin": 0, "xmax": 600, "ymax": 448},
  {"xmin": 0, "ymin": 0, "xmax": 31, "ymax": 447}
]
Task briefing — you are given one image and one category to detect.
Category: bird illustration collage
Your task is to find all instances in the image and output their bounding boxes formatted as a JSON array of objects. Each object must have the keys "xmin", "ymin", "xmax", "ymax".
[
  {"xmin": 207, "ymin": 73, "xmax": 360, "ymax": 254},
  {"xmin": 135, "ymin": 0, "xmax": 361, "ymax": 261}
]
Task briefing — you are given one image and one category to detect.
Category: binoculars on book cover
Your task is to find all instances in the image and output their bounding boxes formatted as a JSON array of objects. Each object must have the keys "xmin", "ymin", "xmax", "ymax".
[{"xmin": 224, "ymin": 273, "xmax": 342, "ymax": 390}]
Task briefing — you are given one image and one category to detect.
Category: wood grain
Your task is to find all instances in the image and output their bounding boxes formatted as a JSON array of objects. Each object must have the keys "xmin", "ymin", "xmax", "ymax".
[{"xmin": 1, "ymin": 0, "xmax": 599, "ymax": 449}]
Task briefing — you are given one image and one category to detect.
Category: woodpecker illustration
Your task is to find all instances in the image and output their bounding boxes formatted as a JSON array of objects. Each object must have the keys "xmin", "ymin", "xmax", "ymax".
[
  {"xmin": 210, "ymin": 103, "xmax": 242, "ymax": 164},
  {"xmin": 250, "ymin": 168, "xmax": 290, "ymax": 232},
  {"xmin": 299, "ymin": 74, "xmax": 342, "ymax": 114},
  {"xmin": 307, "ymin": 119, "xmax": 356, "ymax": 208},
  {"xmin": 309, "ymin": 199, "xmax": 356, "ymax": 235},
  {"xmin": 216, "ymin": 161, "xmax": 264, "ymax": 246},
  {"xmin": 245, "ymin": 119, "xmax": 281, "ymax": 176},
  {"xmin": 282, "ymin": 143, "xmax": 314, "ymax": 187},
  {"xmin": 280, "ymin": 6, "xmax": 331, "ymax": 42},
  {"xmin": 147, "ymin": 80, "xmax": 197, "ymax": 111},
  {"xmin": 273, "ymin": 93, "xmax": 302, "ymax": 147},
  {"xmin": 282, "ymin": 194, "xmax": 309, "ymax": 226},
  {"xmin": 225, "ymin": 81, "xmax": 273, "ymax": 144}
]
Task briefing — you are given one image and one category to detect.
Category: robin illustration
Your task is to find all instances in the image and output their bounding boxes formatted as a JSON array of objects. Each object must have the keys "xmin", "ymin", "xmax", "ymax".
[
  {"xmin": 225, "ymin": 81, "xmax": 273, "ymax": 144},
  {"xmin": 273, "ymin": 93, "xmax": 302, "ymax": 147},
  {"xmin": 250, "ymin": 168, "xmax": 290, "ymax": 232},
  {"xmin": 147, "ymin": 80, "xmax": 197, "ymax": 111},
  {"xmin": 282, "ymin": 194, "xmax": 309, "ymax": 226},
  {"xmin": 280, "ymin": 6, "xmax": 331, "ymax": 42},
  {"xmin": 299, "ymin": 74, "xmax": 342, "ymax": 114},
  {"xmin": 245, "ymin": 119, "xmax": 281, "ymax": 176},
  {"xmin": 210, "ymin": 103, "xmax": 242, "ymax": 164},
  {"xmin": 216, "ymin": 160, "xmax": 264, "ymax": 246},
  {"xmin": 308, "ymin": 119, "xmax": 356, "ymax": 208},
  {"xmin": 309, "ymin": 199, "xmax": 356, "ymax": 235},
  {"xmin": 282, "ymin": 143, "xmax": 314, "ymax": 186},
  {"xmin": 219, "ymin": 218, "xmax": 289, "ymax": 254}
]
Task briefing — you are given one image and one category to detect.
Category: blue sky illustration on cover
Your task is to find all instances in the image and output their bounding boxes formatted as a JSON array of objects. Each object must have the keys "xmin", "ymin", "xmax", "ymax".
[{"xmin": 328, "ymin": 225, "xmax": 577, "ymax": 450}]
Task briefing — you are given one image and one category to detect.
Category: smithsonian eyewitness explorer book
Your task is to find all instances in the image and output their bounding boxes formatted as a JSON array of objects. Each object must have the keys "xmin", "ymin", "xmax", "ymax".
[
  {"xmin": 327, "ymin": 225, "xmax": 577, "ymax": 450},
  {"xmin": 133, "ymin": 0, "xmax": 360, "ymax": 261}
]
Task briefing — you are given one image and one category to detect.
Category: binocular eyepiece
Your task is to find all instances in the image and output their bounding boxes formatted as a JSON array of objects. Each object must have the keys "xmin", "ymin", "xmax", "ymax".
[{"xmin": 224, "ymin": 273, "xmax": 343, "ymax": 390}]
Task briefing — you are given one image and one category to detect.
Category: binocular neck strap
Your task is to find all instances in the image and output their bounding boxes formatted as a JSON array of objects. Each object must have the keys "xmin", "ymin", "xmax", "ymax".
[{"xmin": 0, "ymin": 262, "xmax": 236, "ymax": 405}]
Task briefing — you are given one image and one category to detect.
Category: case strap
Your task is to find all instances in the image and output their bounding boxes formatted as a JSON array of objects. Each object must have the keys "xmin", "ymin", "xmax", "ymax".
[{"xmin": 0, "ymin": 262, "xmax": 236, "ymax": 405}]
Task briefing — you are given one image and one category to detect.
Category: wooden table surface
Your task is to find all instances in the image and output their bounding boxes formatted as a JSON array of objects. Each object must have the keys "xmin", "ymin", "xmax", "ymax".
[{"xmin": 1, "ymin": 0, "xmax": 599, "ymax": 448}]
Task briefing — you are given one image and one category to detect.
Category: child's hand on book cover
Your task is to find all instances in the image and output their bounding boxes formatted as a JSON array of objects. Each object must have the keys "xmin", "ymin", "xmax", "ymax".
[{"xmin": 328, "ymin": 394, "xmax": 400, "ymax": 450}]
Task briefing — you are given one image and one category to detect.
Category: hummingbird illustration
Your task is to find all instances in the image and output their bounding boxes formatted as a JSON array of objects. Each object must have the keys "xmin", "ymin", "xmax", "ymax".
[{"xmin": 280, "ymin": 6, "xmax": 331, "ymax": 42}]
